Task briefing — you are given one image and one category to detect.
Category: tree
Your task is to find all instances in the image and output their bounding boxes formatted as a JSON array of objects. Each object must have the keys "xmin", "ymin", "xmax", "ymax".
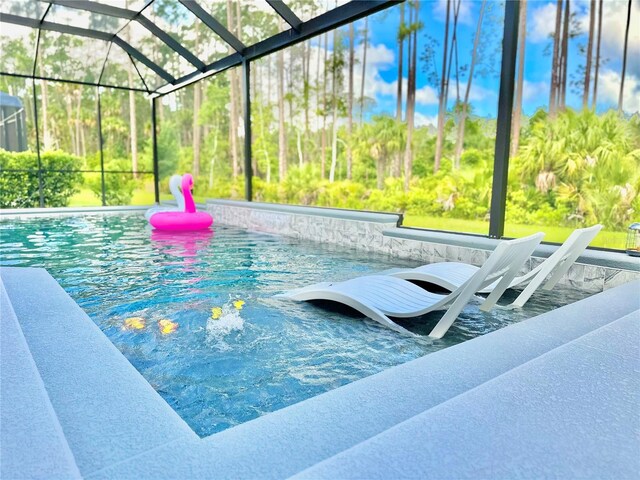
[
  {"xmin": 558, "ymin": 0, "xmax": 570, "ymax": 111},
  {"xmin": 583, "ymin": 0, "xmax": 595, "ymax": 109},
  {"xmin": 347, "ymin": 22, "xmax": 355, "ymax": 180},
  {"xmin": 453, "ymin": 0, "xmax": 486, "ymax": 168},
  {"xmin": 592, "ymin": 0, "xmax": 603, "ymax": 107},
  {"xmin": 359, "ymin": 17, "xmax": 368, "ymax": 125},
  {"xmin": 549, "ymin": 0, "xmax": 563, "ymax": 117},
  {"xmin": 619, "ymin": 0, "xmax": 632, "ymax": 112},
  {"xmin": 329, "ymin": 29, "xmax": 345, "ymax": 183},
  {"xmin": 393, "ymin": 3, "xmax": 406, "ymax": 178},
  {"xmin": 511, "ymin": 0, "xmax": 527, "ymax": 158},
  {"xmin": 434, "ymin": 0, "xmax": 451, "ymax": 172},
  {"xmin": 226, "ymin": 0, "xmax": 240, "ymax": 178},
  {"xmin": 403, "ymin": 0, "xmax": 420, "ymax": 191},
  {"xmin": 278, "ymin": 39, "xmax": 287, "ymax": 181}
]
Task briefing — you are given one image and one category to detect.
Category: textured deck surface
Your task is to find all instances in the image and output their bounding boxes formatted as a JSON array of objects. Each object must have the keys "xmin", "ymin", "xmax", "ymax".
[{"xmin": 1, "ymin": 266, "xmax": 638, "ymax": 479}]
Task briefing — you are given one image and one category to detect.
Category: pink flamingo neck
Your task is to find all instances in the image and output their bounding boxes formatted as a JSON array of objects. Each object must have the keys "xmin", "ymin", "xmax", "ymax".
[{"xmin": 182, "ymin": 174, "xmax": 196, "ymax": 213}]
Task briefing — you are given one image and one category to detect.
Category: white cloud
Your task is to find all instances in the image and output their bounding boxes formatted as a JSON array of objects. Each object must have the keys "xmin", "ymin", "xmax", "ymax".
[
  {"xmin": 528, "ymin": 2, "xmax": 557, "ymax": 43},
  {"xmin": 522, "ymin": 80, "xmax": 549, "ymax": 102},
  {"xmin": 414, "ymin": 112, "xmax": 438, "ymax": 128},
  {"xmin": 415, "ymin": 85, "xmax": 439, "ymax": 105},
  {"xmin": 468, "ymin": 83, "xmax": 496, "ymax": 102},
  {"xmin": 596, "ymin": 68, "xmax": 640, "ymax": 114}
]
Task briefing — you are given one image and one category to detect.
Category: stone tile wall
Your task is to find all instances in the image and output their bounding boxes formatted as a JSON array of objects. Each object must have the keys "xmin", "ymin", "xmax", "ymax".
[{"xmin": 207, "ymin": 202, "xmax": 640, "ymax": 293}]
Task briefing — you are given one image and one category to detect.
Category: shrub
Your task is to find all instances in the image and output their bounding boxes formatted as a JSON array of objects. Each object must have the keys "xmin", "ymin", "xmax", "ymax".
[
  {"xmin": 85, "ymin": 158, "xmax": 136, "ymax": 206},
  {"xmin": 0, "ymin": 150, "xmax": 83, "ymax": 208}
]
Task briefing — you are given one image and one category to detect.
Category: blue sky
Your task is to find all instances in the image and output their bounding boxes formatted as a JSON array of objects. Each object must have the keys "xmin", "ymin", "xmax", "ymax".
[{"xmin": 345, "ymin": 0, "xmax": 640, "ymax": 125}]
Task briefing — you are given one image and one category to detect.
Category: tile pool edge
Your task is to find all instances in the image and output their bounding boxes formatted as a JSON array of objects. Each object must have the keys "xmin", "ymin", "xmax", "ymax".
[
  {"xmin": 206, "ymin": 199, "xmax": 640, "ymax": 292},
  {"xmin": 2, "ymin": 266, "xmax": 638, "ymax": 479}
]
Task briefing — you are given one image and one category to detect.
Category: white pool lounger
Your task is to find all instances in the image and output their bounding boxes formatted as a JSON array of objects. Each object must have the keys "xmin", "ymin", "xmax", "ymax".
[
  {"xmin": 278, "ymin": 233, "xmax": 544, "ymax": 338},
  {"xmin": 390, "ymin": 224, "xmax": 603, "ymax": 308}
]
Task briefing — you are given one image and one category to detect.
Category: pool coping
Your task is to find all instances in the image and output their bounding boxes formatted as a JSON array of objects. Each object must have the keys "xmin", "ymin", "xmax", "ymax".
[{"xmin": 1, "ymin": 266, "xmax": 638, "ymax": 479}]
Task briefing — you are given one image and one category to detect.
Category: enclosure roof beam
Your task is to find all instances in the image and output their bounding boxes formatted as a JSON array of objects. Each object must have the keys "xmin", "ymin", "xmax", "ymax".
[
  {"xmin": 243, "ymin": 0, "xmax": 398, "ymax": 62},
  {"xmin": 112, "ymin": 37, "xmax": 175, "ymax": 83},
  {"xmin": 137, "ymin": 16, "xmax": 206, "ymax": 70},
  {"xmin": 0, "ymin": 13, "xmax": 175, "ymax": 84},
  {"xmin": 266, "ymin": 0, "xmax": 302, "ymax": 32},
  {"xmin": 178, "ymin": 0, "xmax": 245, "ymax": 53},
  {"xmin": 40, "ymin": 0, "xmax": 137, "ymax": 20},
  {"xmin": 154, "ymin": 0, "xmax": 397, "ymax": 97},
  {"xmin": 40, "ymin": 0, "xmax": 205, "ymax": 70},
  {"xmin": 0, "ymin": 71, "xmax": 149, "ymax": 92}
]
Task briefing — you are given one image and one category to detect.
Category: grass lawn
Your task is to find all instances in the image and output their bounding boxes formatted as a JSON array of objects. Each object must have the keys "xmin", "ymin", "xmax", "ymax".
[
  {"xmin": 68, "ymin": 189, "xmax": 173, "ymax": 207},
  {"xmin": 403, "ymin": 214, "xmax": 626, "ymax": 250}
]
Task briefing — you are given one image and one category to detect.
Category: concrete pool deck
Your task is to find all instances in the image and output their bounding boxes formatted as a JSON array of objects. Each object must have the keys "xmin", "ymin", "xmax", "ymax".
[{"xmin": 1, "ymin": 266, "xmax": 639, "ymax": 479}]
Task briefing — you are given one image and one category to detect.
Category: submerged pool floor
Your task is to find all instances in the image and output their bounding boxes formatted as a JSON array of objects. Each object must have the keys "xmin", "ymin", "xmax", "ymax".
[{"xmin": 0, "ymin": 213, "xmax": 591, "ymax": 436}]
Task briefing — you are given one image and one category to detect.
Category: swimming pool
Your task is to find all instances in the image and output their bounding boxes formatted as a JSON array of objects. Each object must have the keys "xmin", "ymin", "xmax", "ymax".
[{"xmin": 0, "ymin": 213, "xmax": 591, "ymax": 437}]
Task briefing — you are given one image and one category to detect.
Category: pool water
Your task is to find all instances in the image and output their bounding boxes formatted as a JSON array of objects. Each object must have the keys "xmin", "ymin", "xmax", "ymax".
[{"xmin": 0, "ymin": 213, "xmax": 591, "ymax": 437}]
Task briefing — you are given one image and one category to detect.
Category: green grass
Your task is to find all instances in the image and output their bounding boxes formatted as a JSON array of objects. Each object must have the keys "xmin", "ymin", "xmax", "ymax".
[
  {"xmin": 68, "ymin": 189, "xmax": 173, "ymax": 207},
  {"xmin": 404, "ymin": 214, "xmax": 626, "ymax": 250}
]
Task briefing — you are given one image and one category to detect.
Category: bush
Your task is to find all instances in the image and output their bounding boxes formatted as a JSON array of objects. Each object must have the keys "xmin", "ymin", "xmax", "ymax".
[
  {"xmin": 0, "ymin": 150, "xmax": 83, "ymax": 208},
  {"xmin": 85, "ymin": 158, "xmax": 137, "ymax": 206}
]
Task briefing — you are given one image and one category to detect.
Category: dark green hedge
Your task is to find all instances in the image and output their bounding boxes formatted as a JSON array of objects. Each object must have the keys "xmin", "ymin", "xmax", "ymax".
[{"xmin": 0, "ymin": 150, "xmax": 83, "ymax": 208}]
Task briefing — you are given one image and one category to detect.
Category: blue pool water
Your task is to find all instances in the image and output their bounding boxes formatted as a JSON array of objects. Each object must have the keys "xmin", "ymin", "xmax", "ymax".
[{"xmin": 0, "ymin": 213, "xmax": 591, "ymax": 437}]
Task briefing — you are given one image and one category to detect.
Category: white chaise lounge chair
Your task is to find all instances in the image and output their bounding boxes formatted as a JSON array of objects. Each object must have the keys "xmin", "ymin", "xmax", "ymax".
[
  {"xmin": 278, "ymin": 233, "xmax": 544, "ymax": 339},
  {"xmin": 390, "ymin": 224, "xmax": 602, "ymax": 308}
]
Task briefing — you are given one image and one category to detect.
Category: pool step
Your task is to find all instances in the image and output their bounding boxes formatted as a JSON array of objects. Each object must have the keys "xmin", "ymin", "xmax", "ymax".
[
  {"xmin": 291, "ymin": 310, "xmax": 640, "ymax": 479},
  {"xmin": 0, "ymin": 281, "xmax": 81, "ymax": 480},
  {"xmin": 85, "ymin": 280, "xmax": 640, "ymax": 480},
  {"xmin": 0, "ymin": 267, "xmax": 197, "ymax": 477},
  {"xmin": 2, "ymin": 265, "xmax": 638, "ymax": 479}
]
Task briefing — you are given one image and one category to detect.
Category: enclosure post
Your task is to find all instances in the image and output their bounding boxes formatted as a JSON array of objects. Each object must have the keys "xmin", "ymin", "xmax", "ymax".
[
  {"xmin": 152, "ymin": 97, "xmax": 160, "ymax": 204},
  {"xmin": 489, "ymin": 0, "xmax": 520, "ymax": 238},
  {"xmin": 97, "ymin": 88, "xmax": 106, "ymax": 206},
  {"xmin": 242, "ymin": 58, "xmax": 252, "ymax": 202}
]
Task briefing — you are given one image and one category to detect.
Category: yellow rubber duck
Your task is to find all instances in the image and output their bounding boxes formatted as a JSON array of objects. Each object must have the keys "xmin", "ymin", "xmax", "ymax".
[
  {"xmin": 124, "ymin": 317, "xmax": 145, "ymax": 330},
  {"xmin": 158, "ymin": 319, "xmax": 178, "ymax": 335},
  {"xmin": 211, "ymin": 307, "xmax": 223, "ymax": 320},
  {"xmin": 233, "ymin": 300, "xmax": 245, "ymax": 311}
]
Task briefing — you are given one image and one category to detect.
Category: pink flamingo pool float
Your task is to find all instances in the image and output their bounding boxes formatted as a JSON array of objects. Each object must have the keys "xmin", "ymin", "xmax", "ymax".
[{"xmin": 149, "ymin": 174, "xmax": 213, "ymax": 231}]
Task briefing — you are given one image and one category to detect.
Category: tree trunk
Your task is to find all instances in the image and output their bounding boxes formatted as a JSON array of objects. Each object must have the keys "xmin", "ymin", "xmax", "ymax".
[
  {"xmin": 329, "ymin": 28, "xmax": 339, "ymax": 183},
  {"xmin": 208, "ymin": 118, "xmax": 219, "ymax": 190},
  {"xmin": 396, "ymin": 2, "xmax": 404, "ymax": 122},
  {"xmin": 193, "ymin": 82, "xmax": 202, "ymax": 177},
  {"xmin": 347, "ymin": 22, "xmax": 354, "ymax": 180},
  {"xmin": 278, "ymin": 46, "xmax": 287, "ymax": 180},
  {"xmin": 592, "ymin": 0, "xmax": 603, "ymax": 107},
  {"xmin": 434, "ymin": 0, "xmax": 451, "ymax": 173},
  {"xmin": 128, "ymin": 70, "xmax": 138, "ymax": 178},
  {"xmin": 559, "ymin": 0, "xmax": 570, "ymax": 110},
  {"xmin": 511, "ymin": 0, "xmax": 527, "ymax": 159},
  {"xmin": 321, "ymin": 32, "xmax": 328, "ymax": 179},
  {"xmin": 583, "ymin": 0, "xmax": 595, "ymax": 109},
  {"xmin": 64, "ymin": 90, "xmax": 76, "ymax": 156},
  {"xmin": 359, "ymin": 17, "xmax": 368, "ymax": 125},
  {"xmin": 619, "ymin": 0, "xmax": 632, "ymax": 112},
  {"xmin": 454, "ymin": 0, "xmax": 486, "ymax": 169},
  {"xmin": 376, "ymin": 155, "xmax": 385, "ymax": 190},
  {"xmin": 393, "ymin": 3, "xmax": 405, "ymax": 178},
  {"xmin": 403, "ymin": 1, "xmax": 419, "ymax": 192},
  {"xmin": 38, "ymin": 65, "xmax": 52, "ymax": 151},
  {"xmin": 227, "ymin": 0, "xmax": 239, "ymax": 178},
  {"xmin": 549, "ymin": 0, "xmax": 563, "ymax": 117},
  {"xmin": 445, "ymin": 0, "xmax": 462, "ymax": 107}
]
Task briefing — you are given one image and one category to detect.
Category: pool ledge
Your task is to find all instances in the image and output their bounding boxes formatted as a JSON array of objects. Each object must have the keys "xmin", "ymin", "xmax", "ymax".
[
  {"xmin": 1, "ymin": 266, "xmax": 638, "ymax": 479},
  {"xmin": 206, "ymin": 200, "xmax": 640, "ymax": 292}
]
